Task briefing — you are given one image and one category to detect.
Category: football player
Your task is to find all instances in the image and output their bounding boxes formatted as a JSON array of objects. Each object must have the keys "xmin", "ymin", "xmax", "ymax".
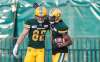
[
  {"xmin": 13, "ymin": 6, "xmax": 49, "ymax": 62},
  {"xmin": 49, "ymin": 8, "xmax": 72, "ymax": 62}
]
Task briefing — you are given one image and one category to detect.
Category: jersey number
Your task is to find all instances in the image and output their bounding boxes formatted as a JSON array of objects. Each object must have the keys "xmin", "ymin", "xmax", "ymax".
[{"xmin": 32, "ymin": 30, "xmax": 46, "ymax": 41}]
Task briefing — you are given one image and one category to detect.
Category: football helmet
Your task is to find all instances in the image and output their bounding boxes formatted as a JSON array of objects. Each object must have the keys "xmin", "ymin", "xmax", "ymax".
[
  {"xmin": 35, "ymin": 6, "xmax": 47, "ymax": 17},
  {"xmin": 49, "ymin": 8, "xmax": 61, "ymax": 17}
]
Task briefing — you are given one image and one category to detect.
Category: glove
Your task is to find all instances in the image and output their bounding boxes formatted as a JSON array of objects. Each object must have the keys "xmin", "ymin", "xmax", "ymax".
[{"xmin": 13, "ymin": 44, "xmax": 19, "ymax": 58}]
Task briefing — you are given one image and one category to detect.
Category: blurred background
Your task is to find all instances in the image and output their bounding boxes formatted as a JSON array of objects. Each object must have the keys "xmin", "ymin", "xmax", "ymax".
[{"xmin": 0, "ymin": 0, "xmax": 100, "ymax": 62}]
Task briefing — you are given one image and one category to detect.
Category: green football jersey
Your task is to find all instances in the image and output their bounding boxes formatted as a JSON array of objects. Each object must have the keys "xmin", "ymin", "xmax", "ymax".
[{"xmin": 25, "ymin": 18, "xmax": 50, "ymax": 48}]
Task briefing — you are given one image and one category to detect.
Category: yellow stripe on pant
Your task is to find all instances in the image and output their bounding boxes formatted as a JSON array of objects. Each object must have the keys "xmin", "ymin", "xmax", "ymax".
[
  {"xmin": 24, "ymin": 47, "xmax": 44, "ymax": 62},
  {"xmin": 52, "ymin": 53, "xmax": 68, "ymax": 62}
]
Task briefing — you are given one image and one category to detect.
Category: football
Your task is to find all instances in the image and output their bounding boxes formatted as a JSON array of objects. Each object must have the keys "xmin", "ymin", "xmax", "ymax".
[{"xmin": 54, "ymin": 34, "xmax": 72, "ymax": 48}]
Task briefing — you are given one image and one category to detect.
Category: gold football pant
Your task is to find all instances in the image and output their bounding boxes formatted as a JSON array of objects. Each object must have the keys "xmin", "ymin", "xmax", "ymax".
[
  {"xmin": 52, "ymin": 53, "xmax": 68, "ymax": 62},
  {"xmin": 24, "ymin": 47, "xmax": 44, "ymax": 62}
]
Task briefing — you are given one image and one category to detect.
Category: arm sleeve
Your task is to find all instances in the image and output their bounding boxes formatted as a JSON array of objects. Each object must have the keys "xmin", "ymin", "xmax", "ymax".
[{"xmin": 57, "ymin": 21, "xmax": 68, "ymax": 34}]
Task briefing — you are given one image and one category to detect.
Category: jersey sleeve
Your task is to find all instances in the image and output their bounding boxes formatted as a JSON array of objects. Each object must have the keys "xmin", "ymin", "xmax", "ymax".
[
  {"xmin": 57, "ymin": 21, "xmax": 68, "ymax": 33},
  {"xmin": 52, "ymin": 20, "xmax": 68, "ymax": 34}
]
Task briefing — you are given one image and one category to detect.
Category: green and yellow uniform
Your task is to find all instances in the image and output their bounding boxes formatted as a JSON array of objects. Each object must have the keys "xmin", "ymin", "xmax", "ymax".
[
  {"xmin": 24, "ymin": 18, "xmax": 49, "ymax": 62},
  {"xmin": 51, "ymin": 20, "xmax": 68, "ymax": 62}
]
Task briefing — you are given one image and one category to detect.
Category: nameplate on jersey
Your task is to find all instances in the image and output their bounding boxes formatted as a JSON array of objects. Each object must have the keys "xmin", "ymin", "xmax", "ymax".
[
  {"xmin": 32, "ymin": 25, "xmax": 37, "ymax": 28},
  {"xmin": 37, "ymin": 28, "xmax": 45, "ymax": 29}
]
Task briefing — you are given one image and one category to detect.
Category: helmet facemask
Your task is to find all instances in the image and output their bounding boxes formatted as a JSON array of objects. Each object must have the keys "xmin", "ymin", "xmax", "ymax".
[
  {"xmin": 49, "ymin": 8, "xmax": 62, "ymax": 23},
  {"xmin": 35, "ymin": 16, "xmax": 46, "ymax": 23}
]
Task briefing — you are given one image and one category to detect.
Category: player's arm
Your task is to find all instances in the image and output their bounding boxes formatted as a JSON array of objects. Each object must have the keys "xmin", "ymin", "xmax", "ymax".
[
  {"xmin": 16, "ymin": 27, "xmax": 29, "ymax": 44},
  {"xmin": 13, "ymin": 26, "xmax": 30, "ymax": 58},
  {"xmin": 54, "ymin": 22, "xmax": 72, "ymax": 47}
]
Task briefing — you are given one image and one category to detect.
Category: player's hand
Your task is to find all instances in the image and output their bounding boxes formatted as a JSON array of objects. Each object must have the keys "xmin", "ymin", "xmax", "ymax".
[
  {"xmin": 54, "ymin": 37, "xmax": 64, "ymax": 48},
  {"xmin": 13, "ymin": 44, "xmax": 19, "ymax": 58}
]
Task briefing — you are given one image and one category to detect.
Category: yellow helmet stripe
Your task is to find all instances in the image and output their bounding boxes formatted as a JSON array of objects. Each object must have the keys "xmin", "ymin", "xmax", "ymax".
[{"xmin": 35, "ymin": 7, "xmax": 47, "ymax": 16}]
